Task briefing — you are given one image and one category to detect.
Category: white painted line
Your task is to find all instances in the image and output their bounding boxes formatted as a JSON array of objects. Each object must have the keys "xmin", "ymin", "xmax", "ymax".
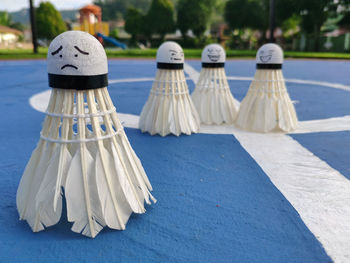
[
  {"xmin": 226, "ymin": 76, "xmax": 350, "ymax": 92},
  {"xmin": 109, "ymin": 77, "xmax": 154, "ymax": 84},
  {"xmin": 109, "ymin": 77, "xmax": 191, "ymax": 85},
  {"xmin": 233, "ymin": 131, "xmax": 350, "ymax": 263},
  {"xmin": 294, "ymin": 115, "xmax": 350, "ymax": 134},
  {"xmin": 29, "ymin": 89, "xmax": 51, "ymax": 113},
  {"xmin": 184, "ymin": 63, "xmax": 200, "ymax": 83},
  {"xmin": 118, "ymin": 113, "xmax": 139, "ymax": 129},
  {"xmin": 29, "ymin": 76, "xmax": 350, "ymax": 134},
  {"xmin": 184, "ymin": 62, "xmax": 350, "ymax": 263}
]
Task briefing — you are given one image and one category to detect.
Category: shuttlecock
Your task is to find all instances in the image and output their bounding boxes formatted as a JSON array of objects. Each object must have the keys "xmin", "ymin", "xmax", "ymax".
[
  {"xmin": 235, "ymin": 43, "xmax": 298, "ymax": 132},
  {"xmin": 191, "ymin": 44, "xmax": 238, "ymax": 125},
  {"xmin": 16, "ymin": 31, "xmax": 156, "ymax": 238},
  {"xmin": 139, "ymin": 41, "xmax": 200, "ymax": 136}
]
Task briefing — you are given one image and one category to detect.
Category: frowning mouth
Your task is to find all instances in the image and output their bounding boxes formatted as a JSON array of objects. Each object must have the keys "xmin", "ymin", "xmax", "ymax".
[{"xmin": 61, "ymin": 64, "xmax": 78, "ymax": 70}]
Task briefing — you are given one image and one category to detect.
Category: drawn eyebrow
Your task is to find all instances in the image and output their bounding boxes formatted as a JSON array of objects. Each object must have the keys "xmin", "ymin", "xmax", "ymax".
[
  {"xmin": 74, "ymin": 46, "xmax": 89, "ymax": 55},
  {"xmin": 169, "ymin": 49, "xmax": 178, "ymax": 53},
  {"xmin": 51, "ymin": 46, "xmax": 62, "ymax": 55}
]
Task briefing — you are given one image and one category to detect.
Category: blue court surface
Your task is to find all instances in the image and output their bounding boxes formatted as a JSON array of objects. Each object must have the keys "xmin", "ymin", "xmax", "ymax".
[{"xmin": 1, "ymin": 58, "xmax": 350, "ymax": 263}]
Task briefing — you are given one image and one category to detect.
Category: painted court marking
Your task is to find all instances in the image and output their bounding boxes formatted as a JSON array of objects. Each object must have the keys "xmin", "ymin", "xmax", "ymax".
[
  {"xmin": 185, "ymin": 62, "xmax": 350, "ymax": 263},
  {"xmin": 29, "ymin": 77, "xmax": 350, "ymax": 134},
  {"xmin": 29, "ymin": 66, "xmax": 350, "ymax": 262}
]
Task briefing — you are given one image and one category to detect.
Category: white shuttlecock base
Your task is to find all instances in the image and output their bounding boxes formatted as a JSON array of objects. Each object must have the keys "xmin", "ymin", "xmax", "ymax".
[
  {"xmin": 191, "ymin": 67, "xmax": 238, "ymax": 125},
  {"xmin": 235, "ymin": 69, "xmax": 298, "ymax": 133},
  {"xmin": 17, "ymin": 88, "xmax": 155, "ymax": 238},
  {"xmin": 139, "ymin": 69, "xmax": 200, "ymax": 136}
]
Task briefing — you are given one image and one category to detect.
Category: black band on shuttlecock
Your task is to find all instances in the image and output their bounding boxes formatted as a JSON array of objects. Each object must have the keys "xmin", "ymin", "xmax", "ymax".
[
  {"xmin": 256, "ymin": 63, "xmax": 282, "ymax": 69},
  {"xmin": 48, "ymin": 73, "xmax": 108, "ymax": 90},
  {"xmin": 157, "ymin": 62, "xmax": 184, "ymax": 69},
  {"xmin": 202, "ymin": 63, "xmax": 225, "ymax": 68}
]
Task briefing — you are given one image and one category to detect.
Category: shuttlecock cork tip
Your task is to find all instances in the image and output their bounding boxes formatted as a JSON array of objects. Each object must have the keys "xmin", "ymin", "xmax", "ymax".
[
  {"xmin": 256, "ymin": 43, "xmax": 283, "ymax": 69},
  {"xmin": 156, "ymin": 41, "xmax": 184, "ymax": 69},
  {"xmin": 201, "ymin": 43, "xmax": 225, "ymax": 68},
  {"xmin": 47, "ymin": 30, "xmax": 108, "ymax": 90}
]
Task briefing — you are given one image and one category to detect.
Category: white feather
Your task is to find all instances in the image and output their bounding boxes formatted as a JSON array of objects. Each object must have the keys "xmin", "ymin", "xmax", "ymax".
[
  {"xmin": 16, "ymin": 89, "xmax": 64, "ymax": 232},
  {"xmin": 34, "ymin": 146, "xmax": 72, "ymax": 230},
  {"xmin": 236, "ymin": 69, "xmax": 298, "ymax": 132},
  {"xmin": 17, "ymin": 86, "xmax": 155, "ymax": 238},
  {"xmin": 192, "ymin": 67, "xmax": 237, "ymax": 125},
  {"xmin": 139, "ymin": 69, "xmax": 200, "ymax": 136},
  {"xmin": 65, "ymin": 147, "xmax": 105, "ymax": 238}
]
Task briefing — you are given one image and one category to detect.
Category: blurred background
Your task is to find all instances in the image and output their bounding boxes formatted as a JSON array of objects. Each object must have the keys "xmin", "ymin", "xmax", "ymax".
[{"xmin": 1, "ymin": 0, "xmax": 350, "ymax": 56}]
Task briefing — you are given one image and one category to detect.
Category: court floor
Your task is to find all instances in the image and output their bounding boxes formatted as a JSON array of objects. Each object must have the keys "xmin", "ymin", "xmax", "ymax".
[{"xmin": 0, "ymin": 59, "xmax": 349, "ymax": 262}]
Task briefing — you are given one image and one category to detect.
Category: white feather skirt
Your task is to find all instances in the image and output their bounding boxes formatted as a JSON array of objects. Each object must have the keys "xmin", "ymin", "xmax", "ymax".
[
  {"xmin": 191, "ymin": 67, "xmax": 238, "ymax": 125},
  {"xmin": 235, "ymin": 69, "xmax": 298, "ymax": 132},
  {"xmin": 139, "ymin": 69, "xmax": 200, "ymax": 136},
  {"xmin": 16, "ymin": 88, "xmax": 156, "ymax": 238}
]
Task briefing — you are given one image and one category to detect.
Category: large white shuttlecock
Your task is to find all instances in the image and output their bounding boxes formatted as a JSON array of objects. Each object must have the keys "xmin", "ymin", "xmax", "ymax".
[
  {"xmin": 139, "ymin": 41, "xmax": 200, "ymax": 136},
  {"xmin": 16, "ymin": 31, "xmax": 156, "ymax": 238},
  {"xmin": 235, "ymin": 43, "xmax": 298, "ymax": 132},
  {"xmin": 191, "ymin": 44, "xmax": 238, "ymax": 124}
]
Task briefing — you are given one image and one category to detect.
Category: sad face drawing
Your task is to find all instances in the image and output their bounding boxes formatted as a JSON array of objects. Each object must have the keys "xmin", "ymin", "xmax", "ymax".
[{"xmin": 47, "ymin": 31, "xmax": 108, "ymax": 76}]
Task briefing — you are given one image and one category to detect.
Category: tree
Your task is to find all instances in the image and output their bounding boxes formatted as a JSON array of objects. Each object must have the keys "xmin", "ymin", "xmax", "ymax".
[
  {"xmin": 144, "ymin": 0, "xmax": 175, "ymax": 41},
  {"xmin": 94, "ymin": 0, "xmax": 151, "ymax": 21},
  {"xmin": 36, "ymin": 2, "xmax": 67, "ymax": 40},
  {"xmin": 224, "ymin": 0, "xmax": 266, "ymax": 31},
  {"xmin": 298, "ymin": 0, "xmax": 333, "ymax": 51},
  {"xmin": 0, "ymin": 11, "xmax": 24, "ymax": 31},
  {"xmin": 125, "ymin": 7, "xmax": 144, "ymax": 43},
  {"xmin": 177, "ymin": 0, "xmax": 217, "ymax": 40},
  {"xmin": 0, "ymin": 11, "xmax": 12, "ymax": 26},
  {"xmin": 337, "ymin": 0, "xmax": 350, "ymax": 29},
  {"xmin": 224, "ymin": 0, "xmax": 299, "ymax": 46},
  {"xmin": 225, "ymin": 0, "xmax": 297, "ymax": 32}
]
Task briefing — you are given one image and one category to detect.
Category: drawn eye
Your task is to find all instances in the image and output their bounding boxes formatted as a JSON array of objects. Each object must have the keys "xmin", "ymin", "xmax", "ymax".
[
  {"xmin": 74, "ymin": 46, "xmax": 89, "ymax": 55},
  {"xmin": 59, "ymin": 55, "xmax": 62, "ymax": 58},
  {"xmin": 171, "ymin": 53, "xmax": 175, "ymax": 56},
  {"xmin": 75, "ymin": 54, "xmax": 78, "ymax": 57}
]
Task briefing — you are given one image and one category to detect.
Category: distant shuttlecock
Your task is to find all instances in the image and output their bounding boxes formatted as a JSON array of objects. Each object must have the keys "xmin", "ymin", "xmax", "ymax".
[
  {"xmin": 16, "ymin": 31, "xmax": 155, "ymax": 238},
  {"xmin": 191, "ymin": 44, "xmax": 238, "ymax": 124},
  {"xmin": 235, "ymin": 43, "xmax": 298, "ymax": 132},
  {"xmin": 139, "ymin": 41, "xmax": 200, "ymax": 136}
]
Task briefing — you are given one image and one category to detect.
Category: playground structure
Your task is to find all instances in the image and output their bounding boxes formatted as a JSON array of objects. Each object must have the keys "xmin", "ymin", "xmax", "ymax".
[{"xmin": 73, "ymin": 4, "xmax": 127, "ymax": 49}]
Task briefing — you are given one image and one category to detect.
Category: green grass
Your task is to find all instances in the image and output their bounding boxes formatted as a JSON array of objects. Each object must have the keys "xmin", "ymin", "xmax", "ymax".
[
  {"xmin": 0, "ymin": 47, "xmax": 48, "ymax": 59},
  {"xmin": 1, "ymin": 47, "xmax": 350, "ymax": 60}
]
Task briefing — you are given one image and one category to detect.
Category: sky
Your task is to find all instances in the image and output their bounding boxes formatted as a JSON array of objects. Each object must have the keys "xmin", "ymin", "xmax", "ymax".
[{"xmin": 1, "ymin": 0, "xmax": 93, "ymax": 12}]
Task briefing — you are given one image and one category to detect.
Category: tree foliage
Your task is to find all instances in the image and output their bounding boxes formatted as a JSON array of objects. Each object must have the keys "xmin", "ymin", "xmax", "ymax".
[
  {"xmin": 224, "ymin": 0, "xmax": 297, "ymax": 32},
  {"xmin": 144, "ymin": 0, "xmax": 175, "ymax": 40},
  {"xmin": 335, "ymin": 0, "xmax": 350, "ymax": 29},
  {"xmin": 94, "ymin": 0, "xmax": 151, "ymax": 21},
  {"xmin": 177, "ymin": 0, "xmax": 217, "ymax": 39},
  {"xmin": 0, "ymin": 11, "xmax": 12, "ymax": 26},
  {"xmin": 297, "ymin": 0, "xmax": 333, "ymax": 50},
  {"xmin": 298, "ymin": 0, "xmax": 333, "ymax": 34},
  {"xmin": 36, "ymin": 2, "xmax": 67, "ymax": 40},
  {"xmin": 0, "ymin": 11, "xmax": 24, "ymax": 31},
  {"xmin": 125, "ymin": 7, "xmax": 144, "ymax": 41}
]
